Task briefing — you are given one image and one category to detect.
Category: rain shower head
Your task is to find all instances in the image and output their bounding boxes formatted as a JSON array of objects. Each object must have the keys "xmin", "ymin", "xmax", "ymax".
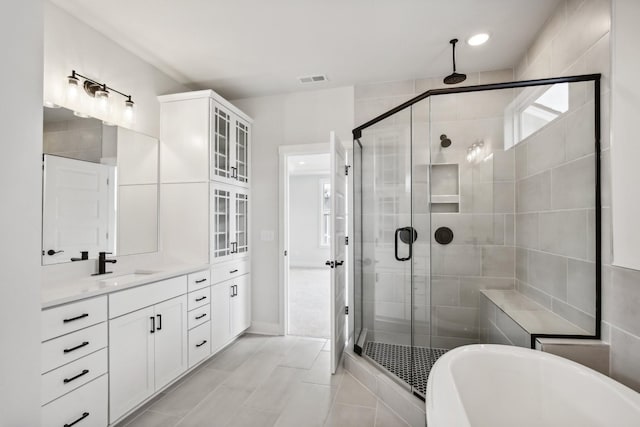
[{"xmin": 444, "ymin": 39, "xmax": 467, "ymax": 85}]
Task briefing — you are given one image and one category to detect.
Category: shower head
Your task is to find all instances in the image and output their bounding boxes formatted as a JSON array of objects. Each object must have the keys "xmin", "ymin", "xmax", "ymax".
[
  {"xmin": 440, "ymin": 134, "xmax": 452, "ymax": 148},
  {"xmin": 444, "ymin": 38, "xmax": 467, "ymax": 85}
]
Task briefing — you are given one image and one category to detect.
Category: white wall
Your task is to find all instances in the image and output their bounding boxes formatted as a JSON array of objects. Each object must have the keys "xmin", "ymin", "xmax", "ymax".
[
  {"xmin": 233, "ymin": 86, "xmax": 354, "ymax": 333},
  {"xmin": 0, "ymin": 1, "xmax": 43, "ymax": 425},
  {"xmin": 44, "ymin": 2, "xmax": 189, "ymax": 138},
  {"xmin": 41, "ymin": 2, "xmax": 190, "ymax": 286},
  {"xmin": 290, "ymin": 174, "xmax": 330, "ymax": 268}
]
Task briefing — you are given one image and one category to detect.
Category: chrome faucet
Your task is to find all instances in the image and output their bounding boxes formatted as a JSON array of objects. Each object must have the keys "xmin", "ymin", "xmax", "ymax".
[{"xmin": 92, "ymin": 251, "xmax": 117, "ymax": 276}]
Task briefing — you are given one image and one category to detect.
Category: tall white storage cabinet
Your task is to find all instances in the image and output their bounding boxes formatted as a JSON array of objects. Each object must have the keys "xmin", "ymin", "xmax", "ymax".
[{"xmin": 159, "ymin": 90, "xmax": 252, "ymax": 349}]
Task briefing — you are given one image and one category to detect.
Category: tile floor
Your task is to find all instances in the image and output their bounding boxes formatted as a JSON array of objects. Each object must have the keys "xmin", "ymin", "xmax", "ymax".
[
  {"xmin": 119, "ymin": 334, "xmax": 411, "ymax": 427},
  {"xmin": 288, "ymin": 268, "xmax": 330, "ymax": 338}
]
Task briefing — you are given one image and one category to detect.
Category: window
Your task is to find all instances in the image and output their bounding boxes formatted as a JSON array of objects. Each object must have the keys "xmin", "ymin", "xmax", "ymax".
[
  {"xmin": 504, "ymin": 82, "xmax": 570, "ymax": 150},
  {"xmin": 320, "ymin": 180, "xmax": 330, "ymax": 247}
]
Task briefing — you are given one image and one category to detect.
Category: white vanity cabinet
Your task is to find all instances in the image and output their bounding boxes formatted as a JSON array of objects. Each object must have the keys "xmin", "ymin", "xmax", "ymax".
[
  {"xmin": 108, "ymin": 277, "xmax": 188, "ymax": 422},
  {"xmin": 186, "ymin": 270, "xmax": 212, "ymax": 368},
  {"xmin": 40, "ymin": 296, "xmax": 108, "ymax": 427},
  {"xmin": 211, "ymin": 261, "xmax": 251, "ymax": 353}
]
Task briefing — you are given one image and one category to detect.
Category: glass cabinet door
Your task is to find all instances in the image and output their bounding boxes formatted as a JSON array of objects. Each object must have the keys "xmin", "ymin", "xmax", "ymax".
[
  {"xmin": 211, "ymin": 186, "xmax": 232, "ymax": 261},
  {"xmin": 212, "ymin": 106, "xmax": 231, "ymax": 181},
  {"xmin": 235, "ymin": 191, "xmax": 249, "ymax": 256},
  {"xmin": 235, "ymin": 120, "xmax": 249, "ymax": 185}
]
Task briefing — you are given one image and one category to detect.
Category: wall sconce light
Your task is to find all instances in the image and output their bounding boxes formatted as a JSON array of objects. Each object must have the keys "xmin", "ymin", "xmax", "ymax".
[
  {"xmin": 466, "ymin": 140, "xmax": 485, "ymax": 163},
  {"xmin": 66, "ymin": 70, "xmax": 135, "ymax": 124}
]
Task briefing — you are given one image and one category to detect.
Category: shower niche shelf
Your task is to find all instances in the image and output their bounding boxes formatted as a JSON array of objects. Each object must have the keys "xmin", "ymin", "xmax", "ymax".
[{"xmin": 430, "ymin": 163, "xmax": 459, "ymax": 213}]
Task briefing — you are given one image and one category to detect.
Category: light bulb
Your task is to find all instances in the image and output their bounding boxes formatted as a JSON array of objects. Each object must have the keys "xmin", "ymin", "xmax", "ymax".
[
  {"xmin": 123, "ymin": 98, "xmax": 135, "ymax": 124},
  {"xmin": 66, "ymin": 74, "xmax": 79, "ymax": 101},
  {"xmin": 95, "ymin": 87, "xmax": 110, "ymax": 114}
]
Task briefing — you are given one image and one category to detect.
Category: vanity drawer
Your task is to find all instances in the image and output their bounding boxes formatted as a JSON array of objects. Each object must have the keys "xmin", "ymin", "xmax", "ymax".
[
  {"xmin": 188, "ymin": 321, "xmax": 211, "ymax": 368},
  {"xmin": 211, "ymin": 259, "xmax": 249, "ymax": 285},
  {"xmin": 187, "ymin": 270, "xmax": 211, "ymax": 292},
  {"xmin": 109, "ymin": 275, "xmax": 187, "ymax": 319},
  {"xmin": 41, "ymin": 374, "xmax": 108, "ymax": 427},
  {"xmin": 42, "ymin": 322, "xmax": 107, "ymax": 374},
  {"xmin": 187, "ymin": 287, "xmax": 210, "ymax": 311},
  {"xmin": 42, "ymin": 348, "xmax": 108, "ymax": 405},
  {"xmin": 188, "ymin": 304, "xmax": 210, "ymax": 330},
  {"xmin": 42, "ymin": 296, "xmax": 107, "ymax": 342}
]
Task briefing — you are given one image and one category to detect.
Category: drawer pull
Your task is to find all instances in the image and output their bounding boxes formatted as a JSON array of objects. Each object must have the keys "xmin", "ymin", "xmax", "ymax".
[
  {"xmin": 63, "ymin": 341, "xmax": 89, "ymax": 354},
  {"xmin": 196, "ymin": 340, "xmax": 208, "ymax": 348},
  {"xmin": 64, "ymin": 411, "xmax": 89, "ymax": 427},
  {"xmin": 63, "ymin": 313, "xmax": 89, "ymax": 323},
  {"xmin": 195, "ymin": 313, "xmax": 207, "ymax": 320},
  {"xmin": 63, "ymin": 369, "xmax": 89, "ymax": 384},
  {"xmin": 230, "ymin": 269, "xmax": 238, "ymax": 273},
  {"xmin": 195, "ymin": 296, "xmax": 207, "ymax": 302},
  {"xmin": 195, "ymin": 278, "xmax": 207, "ymax": 283}
]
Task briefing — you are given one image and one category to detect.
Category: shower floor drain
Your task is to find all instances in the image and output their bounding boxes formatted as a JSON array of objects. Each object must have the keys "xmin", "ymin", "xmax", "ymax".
[{"xmin": 364, "ymin": 341, "xmax": 447, "ymax": 396}]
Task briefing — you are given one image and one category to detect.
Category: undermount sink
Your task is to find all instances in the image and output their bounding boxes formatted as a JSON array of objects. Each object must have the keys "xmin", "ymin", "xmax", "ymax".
[{"xmin": 99, "ymin": 270, "xmax": 159, "ymax": 286}]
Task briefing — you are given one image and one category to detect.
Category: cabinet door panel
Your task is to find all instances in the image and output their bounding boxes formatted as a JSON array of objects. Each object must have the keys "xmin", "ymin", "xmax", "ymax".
[
  {"xmin": 211, "ymin": 282, "xmax": 232, "ymax": 353},
  {"xmin": 154, "ymin": 295, "xmax": 188, "ymax": 390},
  {"xmin": 233, "ymin": 189, "xmax": 249, "ymax": 259},
  {"xmin": 109, "ymin": 306, "xmax": 155, "ymax": 422},
  {"xmin": 211, "ymin": 103, "xmax": 232, "ymax": 183},
  {"xmin": 234, "ymin": 118, "xmax": 250, "ymax": 186},
  {"xmin": 211, "ymin": 184, "xmax": 234, "ymax": 263},
  {"xmin": 231, "ymin": 274, "xmax": 251, "ymax": 337}
]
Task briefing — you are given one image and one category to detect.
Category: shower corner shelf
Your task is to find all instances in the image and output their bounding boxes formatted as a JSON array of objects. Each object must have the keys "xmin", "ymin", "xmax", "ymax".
[{"xmin": 430, "ymin": 195, "xmax": 459, "ymax": 204}]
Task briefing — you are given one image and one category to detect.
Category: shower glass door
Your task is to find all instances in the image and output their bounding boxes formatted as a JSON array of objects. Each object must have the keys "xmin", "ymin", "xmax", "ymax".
[{"xmin": 356, "ymin": 108, "xmax": 417, "ymax": 390}]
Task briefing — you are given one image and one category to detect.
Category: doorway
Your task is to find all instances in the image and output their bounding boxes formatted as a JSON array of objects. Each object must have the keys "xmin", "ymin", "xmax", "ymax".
[{"xmin": 284, "ymin": 150, "xmax": 331, "ymax": 339}]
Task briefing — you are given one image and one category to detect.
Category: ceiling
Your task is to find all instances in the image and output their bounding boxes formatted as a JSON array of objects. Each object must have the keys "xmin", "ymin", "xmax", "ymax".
[{"xmin": 50, "ymin": 0, "xmax": 560, "ymax": 99}]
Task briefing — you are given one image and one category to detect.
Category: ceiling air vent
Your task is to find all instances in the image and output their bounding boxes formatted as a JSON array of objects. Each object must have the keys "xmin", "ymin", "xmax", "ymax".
[{"xmin": 298, "ymin": 74, "xmax": 328, "ymax": 84}]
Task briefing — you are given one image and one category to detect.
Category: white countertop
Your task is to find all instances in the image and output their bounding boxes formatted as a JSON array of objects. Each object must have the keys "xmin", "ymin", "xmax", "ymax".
[{"xmin": 41, "ymin": 262, "xmax": 211, "ymax": 309}]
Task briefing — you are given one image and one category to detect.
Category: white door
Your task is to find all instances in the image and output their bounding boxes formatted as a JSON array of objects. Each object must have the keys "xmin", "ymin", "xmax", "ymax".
[
  {"xmin": 211, "ymin": 282, "xmax": 232, "ymax": 353},
  {"xmin": 330, "ymin": 132, "xmax": 347, "ymax": 374},
  {"xmin": 42, "ymin": 155, "xmax": 114, "ymax": 264},
  {"xmin": 154, "ymin": 295, "xmax": 188, "ymax": 390},
  {"xmin": 109, "ymin": 306, "xmax": 155, "ymax": 422}
]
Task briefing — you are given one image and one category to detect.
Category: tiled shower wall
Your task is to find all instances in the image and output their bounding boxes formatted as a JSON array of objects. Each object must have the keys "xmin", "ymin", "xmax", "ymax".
[
  {"xmin": 513, "ymin": 86, "xmax": 597, "ymax": 334},
  {"xmin": 516, "ymin": 0, "xmax": 640, "ymax": 392}
]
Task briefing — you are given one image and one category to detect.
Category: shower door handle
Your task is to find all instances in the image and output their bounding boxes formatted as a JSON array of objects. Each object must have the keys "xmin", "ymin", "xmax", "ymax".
[{"xmin": 394, "ymin": 227, "xmax": 412, "ymax": 262}]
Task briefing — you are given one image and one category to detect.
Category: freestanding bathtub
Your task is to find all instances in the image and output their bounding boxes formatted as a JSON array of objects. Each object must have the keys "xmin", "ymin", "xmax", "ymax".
[{"xmin": 426, "ymin": 344, "xmax": 640, "ymax": 427}]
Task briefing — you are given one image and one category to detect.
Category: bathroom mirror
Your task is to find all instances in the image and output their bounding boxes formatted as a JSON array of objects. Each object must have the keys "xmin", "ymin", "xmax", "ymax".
[{"xmin": 42, "ymin": 106, "xmax": 159, "ymax": 265}]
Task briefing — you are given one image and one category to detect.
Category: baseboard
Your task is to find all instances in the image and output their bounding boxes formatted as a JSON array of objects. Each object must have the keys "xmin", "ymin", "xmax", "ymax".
[{"xmin": 248, "ymin": 321, "xmax": 282, "ymax": 335}]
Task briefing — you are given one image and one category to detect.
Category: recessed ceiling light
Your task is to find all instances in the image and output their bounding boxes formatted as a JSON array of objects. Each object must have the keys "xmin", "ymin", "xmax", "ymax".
[{"xmin": 467, "ymin": 33, "xmax": 490, "ymax": 46}]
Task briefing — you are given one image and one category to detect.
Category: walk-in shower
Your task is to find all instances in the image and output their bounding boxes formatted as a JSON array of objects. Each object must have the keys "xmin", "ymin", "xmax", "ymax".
[{"xmin": 352, "ymin": 74, "xmax": 602, "ymax": 398}]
